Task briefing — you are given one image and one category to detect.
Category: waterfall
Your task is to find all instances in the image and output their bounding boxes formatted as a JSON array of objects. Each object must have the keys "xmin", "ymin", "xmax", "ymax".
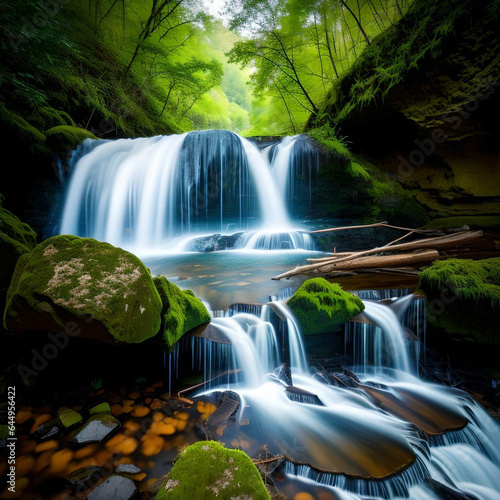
[
  {"xmin": 60, "ymin": 131, "xmax": 319, "ymax": 252},
  {"xmin": 187, "ymin": 301, "xmax": 500, "ymax": 500}
]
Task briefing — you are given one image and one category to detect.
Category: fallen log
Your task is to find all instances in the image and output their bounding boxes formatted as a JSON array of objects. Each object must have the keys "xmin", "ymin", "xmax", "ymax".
[
  {"xmin": 273, "ymin": 231, "xmax": 483, "ymax": 280},
  {"xmin": 310, "ymin": 221, "xmax": 438, "ymax": 234},
  {"xmin": 273, "ymin": 250, "xmax": 439, "ymax": 280}
]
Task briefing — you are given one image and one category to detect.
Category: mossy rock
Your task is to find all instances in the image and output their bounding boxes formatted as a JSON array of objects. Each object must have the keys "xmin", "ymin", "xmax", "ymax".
[
  {"xmin": 45, "ymin": 125, "xmax": 97, "ymax": 153},
  {"xmin": 58, "ymin": 407, "xmax": 83, "ymax": 428},
  {"xmin": 37, "ymin": 107, "xmax": 76, "ymax": 129},
  {"xmin": 419, "ymin": 258, "xmax": 500, "ymax": 343},
  {"xmin": 425, "ymin": 216, "xmax": 500, "ymax": 231},
  {"xmin": 288, "ymin": 278, "xmax": 365, "ymax": 335},
  {"xmin": 4, "ymin": 235, "xmax": 162, "ymax": 344},
  {"xmin": 0, "ymin": 205, "xmax": 37, "ymax": 291},
  {"xmin": 153, "ymin": 276, "xmax": 211, "ymax": 350},
  {"xmin": 0, "ymin": 102, "xmax": 46, "ymax": 149},
  {"xmin": 89, "ymin": 403, "xmax": 111, "ymax": 415},
  {"xmin": 156, "ymin": 441, "xmax": 270, "ymax": 500}
]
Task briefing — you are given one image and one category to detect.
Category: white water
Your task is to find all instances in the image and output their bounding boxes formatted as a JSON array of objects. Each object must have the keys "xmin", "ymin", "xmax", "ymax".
[
  {"xmin": 194, "ymin": 297, "xmax": 500, "ymax": 500},
  {"xmin": 60, "ymin": 131, "xmax": 315, "ymax": 252}
]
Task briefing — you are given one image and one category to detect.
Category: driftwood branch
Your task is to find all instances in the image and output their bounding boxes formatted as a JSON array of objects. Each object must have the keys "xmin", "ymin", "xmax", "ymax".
[
  {"xmin": 272, "ymin": 230, "xmax": 483, "ymax": 280},
  {"xmin": 309, "ymin": 221, "xmax": 437, "ymax": 234}
]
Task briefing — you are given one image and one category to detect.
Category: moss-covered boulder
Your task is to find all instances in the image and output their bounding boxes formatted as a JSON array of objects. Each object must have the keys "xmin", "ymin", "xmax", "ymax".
[
  {"xmin": 419, "ymin": 258, "xmax": 500, "ymax": 344},
  {"xmin": 153, "ymin": 276, "xmax": 210, "ymax": 350},
  {"xmin": 156, "ymin": 441, "xmax": 270, "ymax": 500},
  {"xmin": 4, "ymin": 235, "xmax": 162, "ymax": 344},
  {"xmin": 45, "ymin": 125, "xmax": 97, "ymax": 153},
  {"xmin": 0, "ymin": 205, "xmax": 37, "ymax": 290},
  {"xmin": 288, "ymin": 278, "xmax": 365, "ymax": 335}
]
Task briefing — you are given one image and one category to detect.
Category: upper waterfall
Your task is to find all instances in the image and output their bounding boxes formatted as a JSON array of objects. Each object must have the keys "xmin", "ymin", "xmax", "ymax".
[{"xmin": 60, "ymin": 131, "xmax": 316, "ymax": 252}]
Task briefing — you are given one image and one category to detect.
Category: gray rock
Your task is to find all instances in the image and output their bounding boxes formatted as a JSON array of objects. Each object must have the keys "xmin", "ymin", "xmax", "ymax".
[
  {"xmin": 87, "ymin": 475, "xmax": 137, "ymax": 500},
  {"xmin": 65, "ymin": 465, "xmax": 105, "ymax": 491},
  {"xmin": 35, "ymin": 418, "xmax": 61, "ymax": 441},
  {"xmin": 69, "ymin": 414, "xmax": 121, "ymax": 447},
  {"xmin": 190, "ymin": 232, "xmax": 243, "ymax": 252},
  {"xmin": 115, "ymin": 464, "xmax": 142, "ymax": 475}
]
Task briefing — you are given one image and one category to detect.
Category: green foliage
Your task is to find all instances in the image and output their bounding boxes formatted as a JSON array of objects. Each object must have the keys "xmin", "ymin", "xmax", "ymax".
[
  {"xmin": 228, "ymin": 0, "xmax": 411, "ymax": 135},
  {"xmin": 419, "ymin": 258, "xmax": 500, "ymax": 343},
  {"xmin": 156, "ymin": 441, "xmax": 270, "ymax": 500},
  {"xmin": 310, "ymin": 0, "xmax": 500, "ymax": 131},
  {"xmin": 288, "ymin": 278, "xmax": 364, "ymax": 335},
  {"xmin": 90, "ymin": 379, "xmax": 104, "ymax": 391},
  {"xmin": 4, "ymin": 235, "xmax": 162, "ymax": 344},
  {"xmin": 0, "ymin": 0, "xmax": 254, "ymax": 138},
  {"xmin": 0, "ymin": 204, "xmax": 37, "ymax": 289},
  {"xmin": 153, "ymin": 276, "xmax": 211, "ymax": 350}
]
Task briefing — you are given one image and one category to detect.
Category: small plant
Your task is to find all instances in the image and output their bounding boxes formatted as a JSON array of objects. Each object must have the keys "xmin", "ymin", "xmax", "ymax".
[{"xmin": 90, "ymin": 378, "xmax": 104, "ymax": 390}]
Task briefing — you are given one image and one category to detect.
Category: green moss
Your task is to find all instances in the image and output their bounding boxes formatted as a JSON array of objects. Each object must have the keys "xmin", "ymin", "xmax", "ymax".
[
  {"xmin": 419, "ymin": 258, "xmax": 500, "ymax": 343},
  {"xmin": 309, "ymin": 0, "xmax": 499, "ymax": 132},
  {"xmin": 4, "ymin": 235, "xmax": 162, "ymax": 344},
  {"xmin": 306, "ymin": 126, "xmax": 429, "ymax": 226},
  {"xmin": 31, "ymin": 107, "xmax": 76, "ymax": 130},
  {"xmin": 0, "ymin": 102, "xmax": 46, "ymax": 151},
  {"xmin": 425, "ymin": 216, "xmax": 500, "ymax": 231},
  {"xmin": 89, "ymin": 403, "xmax": 111, "ymax": 415},
  {"xmin": 0, "ymin": 424, "xmax": 9, "ymax": 439},
  {"xmin": 0, "ymin": 204, "xmax": 37, "ymax": 290},
  {"xmin": 156, "ymin": 441, "xmax": 270, "ymax": 500},
  {"xmin": 153, "ymin": 276, "xmax": 211, "ymax": 350},
  {"xmin": 58, "ymin": 407, "xmax": 83, "ymax": 428},
  {"xmin": 288, "ymin": 278, "xmax": 365, "ymax": 335},
  {"xmin": 45, "ymin": 125, "xmax": 98, "ymax": 152}
]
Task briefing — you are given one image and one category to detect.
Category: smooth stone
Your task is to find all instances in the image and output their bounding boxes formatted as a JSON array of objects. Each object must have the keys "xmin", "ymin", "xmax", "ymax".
[
  {"xmin": 69, "ymin": 414, "xmax": 121, "ymax": 447},
  {"xmin": 65, "ymin": 465, "xmax": 105, "ymax": 491},
  {"xmin": 58, "ymin": 407, "xmax": 83, "ymax": 428},
  {"xmin": 35, "ymin": 418, "xmax": 61, "ymax": 441},
  {"xmin": 87, "ymin": 475, "xmax": 137, "ymax": 500},
  {"xmin": 115, "ymin": 464, "xmax": 141, "ymax": 475},
  {"xmin": 89, "ymin": 403, "xmax": 112, "ymax": 415}
]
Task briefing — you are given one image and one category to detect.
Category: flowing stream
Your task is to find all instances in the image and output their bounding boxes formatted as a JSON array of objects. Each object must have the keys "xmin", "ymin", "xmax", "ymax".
[{"xmin": 60, "ymin": 131, "xmax": 500, "ymax": 499}]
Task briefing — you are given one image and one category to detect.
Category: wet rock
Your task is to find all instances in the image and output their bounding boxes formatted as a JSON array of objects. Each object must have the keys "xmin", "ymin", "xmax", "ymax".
[
  {"xmin": 274, "ymin": 363, "xmax": 293, "ymax": 386},
  {"xmin": 4, "ymin": 234, "xmax": 163, "ymax": 344},
  {"xmin": 189, "ymin": 232, "xmax": 243, "ymax": 252},
  {"xmin": 65, "ymin": 465, "xmax": 105, "ymax": 491},
  {"xmin": 58, "ymin": 407, "xmax": 83, "ymax": 428},
  {"xmin": 115, "ymin": 464, "xmax": 141, "ymax": 475},
  {"xmin": 87, "ymin": 475, "xmax": 137, "ymax": 500},
  {"xmin": 69, "ymin": 414, "xmax": 121, "ymax": 447},
  {"xmin": 89, "ymin": 403, "xmax": 112, "ymax": 415},
  {"xmin": 34, "ymin": 418, "xmax": 62, "ymax": 441},
  {"xmin": 285, "ymin": 386, "xmax": 324, "ymax": 406}
]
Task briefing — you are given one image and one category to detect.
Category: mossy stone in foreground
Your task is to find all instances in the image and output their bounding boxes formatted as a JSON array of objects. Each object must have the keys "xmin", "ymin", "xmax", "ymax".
[
  {"xmin": 58, "ymin": 407, "xmax": 83, "ymax": 428},
  {"xmin": 45, "ymin": 125, "xmax": 97, "ymax": 153},
  {"xmin": 157, "ymin": 441, "xmax": 270, "ymax": 500},
  {"xmin": 153, "ymin": 276, "xmax": 211, "ymax": 350},
  {"xmin": 4, "ymin": 235, "xmax": 162, "ymax": 344},
  {"xmin": 419, "ymin": 258, "xmax": 500, "ymax": 344},
  {"xmin": 288, "ymin": 278, "xmax": 365, "ymax": 335}
]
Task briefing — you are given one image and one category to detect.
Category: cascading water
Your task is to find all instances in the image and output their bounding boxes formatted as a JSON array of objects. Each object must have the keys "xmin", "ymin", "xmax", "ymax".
[
  {"xmin": 190, "ymin": 296, "xmax": 500, "ymax": 500},
  {"xmin": 60, "ymin": 131, "xmax": 316, "ymax": 252}
]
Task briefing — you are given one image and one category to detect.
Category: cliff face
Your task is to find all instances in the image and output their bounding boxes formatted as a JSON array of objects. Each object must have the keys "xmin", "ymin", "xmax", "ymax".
[{"xmin": 309, "ymin": 0, "xmax": 500, "ymax": 218}]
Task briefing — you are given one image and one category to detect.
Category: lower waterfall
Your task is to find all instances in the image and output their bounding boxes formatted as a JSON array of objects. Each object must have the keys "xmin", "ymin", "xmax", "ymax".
[{"xmin": 173, "ymin": 295, "xmax": 500, "ymax": 500}]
